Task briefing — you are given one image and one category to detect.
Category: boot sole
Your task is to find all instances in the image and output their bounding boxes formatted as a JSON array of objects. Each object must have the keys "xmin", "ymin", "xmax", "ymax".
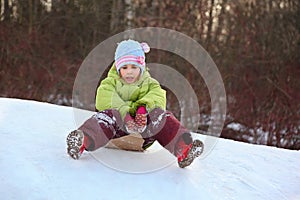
[
  {"xmin": 178, "ymin": 139, "xmax": 204, "ymax": 168},
  {"xmin": 66, "ymin": 130, "xmax": 84, "ymax": 160}
]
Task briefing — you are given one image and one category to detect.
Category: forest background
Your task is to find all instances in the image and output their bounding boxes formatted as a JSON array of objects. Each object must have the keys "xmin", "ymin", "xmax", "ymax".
[{"xmin": 0, "ymin": 0, "xmax": 299, "ymax": 149}]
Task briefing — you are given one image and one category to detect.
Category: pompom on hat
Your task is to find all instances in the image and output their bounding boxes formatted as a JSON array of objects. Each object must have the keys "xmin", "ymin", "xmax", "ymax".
[{"xmin": 114, "ymin": 39, "xmax": 150, "ymax": 74}]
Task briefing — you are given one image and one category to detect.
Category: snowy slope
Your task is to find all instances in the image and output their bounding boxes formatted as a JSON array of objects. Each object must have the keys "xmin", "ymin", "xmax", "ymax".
[{"xmin": 0, "ymin": 98, "xmax": 299, "ymax": 200}]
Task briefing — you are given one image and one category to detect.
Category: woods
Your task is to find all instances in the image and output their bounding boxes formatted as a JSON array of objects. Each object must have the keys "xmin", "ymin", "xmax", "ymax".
[{"xmin": 0, "ymin": 0, "xmax": 299, "ymax": 149}]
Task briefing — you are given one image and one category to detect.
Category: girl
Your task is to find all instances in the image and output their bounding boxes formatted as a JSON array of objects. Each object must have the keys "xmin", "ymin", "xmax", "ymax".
[{"xmin": 66, "ymin": 39, "xmax": 203, "ymax": 168}]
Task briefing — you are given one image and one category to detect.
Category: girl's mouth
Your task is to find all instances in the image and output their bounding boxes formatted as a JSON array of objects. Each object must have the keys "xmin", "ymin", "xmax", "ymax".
[{"xmin": 125, "ymin": 77, "xmax": 135, "ymax": 83}]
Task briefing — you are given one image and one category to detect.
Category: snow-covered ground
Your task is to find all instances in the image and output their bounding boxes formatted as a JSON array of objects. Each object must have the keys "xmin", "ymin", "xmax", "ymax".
[{"xmin": 0, "ymin": 98, "xmax": 299, "ymax": 200}]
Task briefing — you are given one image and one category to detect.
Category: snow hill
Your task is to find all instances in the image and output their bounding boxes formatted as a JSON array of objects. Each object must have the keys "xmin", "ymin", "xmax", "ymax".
[{"xmin": 0, "ymin": 98, "xmax": 299, "ymax": 200}]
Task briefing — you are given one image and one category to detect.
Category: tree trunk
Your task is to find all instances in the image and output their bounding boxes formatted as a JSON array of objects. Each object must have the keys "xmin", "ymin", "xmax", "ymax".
[
  {"xmin": 28, "ymin": 0, "xmax": 33, "ymax": 34},
  {"xmin": 110, "ymin": 0, "xmax": 124, "ymax": 34},
  {"xmin": 206, "ymin": 0, "xmax": 215, "ymax": 51},
  {"xmin": 3, "ymin": 0, "xmax": 12, "ymax": 21}
]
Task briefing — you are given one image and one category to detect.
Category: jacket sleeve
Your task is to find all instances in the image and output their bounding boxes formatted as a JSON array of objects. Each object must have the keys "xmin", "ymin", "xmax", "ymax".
[
  {"xmin": 95, "ymin": 77, "xmax": 132, "ymax": 119},
  {"xmin": 133, "ymin": 78, "xmax": 166, "ymax": 112}
]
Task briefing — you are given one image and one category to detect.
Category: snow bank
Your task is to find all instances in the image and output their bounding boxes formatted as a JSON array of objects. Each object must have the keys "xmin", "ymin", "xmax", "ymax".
[{"xmin": 0, "ymin": 98, "xmax": 299, "ymax": 200}]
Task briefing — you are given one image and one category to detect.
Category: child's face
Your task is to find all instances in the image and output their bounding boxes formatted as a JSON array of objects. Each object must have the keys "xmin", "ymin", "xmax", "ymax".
[{"xmin": 119, "ymin": 64, "xmax": 141, "ymax": 84}]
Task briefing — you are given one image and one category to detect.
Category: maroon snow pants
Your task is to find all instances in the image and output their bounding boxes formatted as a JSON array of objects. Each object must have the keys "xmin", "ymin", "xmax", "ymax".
[{"xmin": 78, "ymin": 108, "xmax": 191, "ymax": 156}]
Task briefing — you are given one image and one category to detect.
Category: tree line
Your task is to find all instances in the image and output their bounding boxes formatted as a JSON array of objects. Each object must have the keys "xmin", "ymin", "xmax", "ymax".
[{"xmin": 0, "ymin": 0, "xmax": 299, "ymax": 149}]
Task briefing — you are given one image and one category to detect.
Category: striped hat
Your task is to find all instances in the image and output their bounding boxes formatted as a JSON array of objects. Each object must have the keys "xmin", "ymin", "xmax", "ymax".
[{"xmin": 114, "ymin": 39, "xmax": 150, "ymax": 74}]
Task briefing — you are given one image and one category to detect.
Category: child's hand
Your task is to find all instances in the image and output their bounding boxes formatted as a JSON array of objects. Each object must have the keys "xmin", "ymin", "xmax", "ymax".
[
  {"xmin": 124, "ymin": 113, "xmax": 138, "ymax": 134},
  {"xmin": 135, "ymin": 106, "xmax": 147, "ymax": 133}
]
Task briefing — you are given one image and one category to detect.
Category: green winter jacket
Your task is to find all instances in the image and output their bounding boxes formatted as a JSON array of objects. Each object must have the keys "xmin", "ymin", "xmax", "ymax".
[{"xmin": 95, "ymin": 63, "xmax": 166, "ymax": 119}]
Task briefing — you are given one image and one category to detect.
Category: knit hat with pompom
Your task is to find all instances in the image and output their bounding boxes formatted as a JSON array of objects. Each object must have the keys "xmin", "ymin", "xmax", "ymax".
[{"xmin": 114, "ymin": 39, "xmax": 150, "ymax": 75}]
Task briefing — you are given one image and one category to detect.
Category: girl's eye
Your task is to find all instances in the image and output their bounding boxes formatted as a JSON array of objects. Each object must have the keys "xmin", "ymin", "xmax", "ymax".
[{"xmin": 122, "ymin": 67, "xmax": 127, "ymax": 70}]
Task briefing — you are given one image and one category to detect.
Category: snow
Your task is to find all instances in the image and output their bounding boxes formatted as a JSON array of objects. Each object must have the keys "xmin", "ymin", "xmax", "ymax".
[{"xmin": 1, "ymin": 98, "xmax": 300, "ymax": 200}]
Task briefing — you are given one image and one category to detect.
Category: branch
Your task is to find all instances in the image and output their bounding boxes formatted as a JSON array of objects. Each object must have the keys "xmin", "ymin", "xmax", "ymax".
[{"xmin": 266, "ymin": 77, "xmax": 292, "ymax": 100}]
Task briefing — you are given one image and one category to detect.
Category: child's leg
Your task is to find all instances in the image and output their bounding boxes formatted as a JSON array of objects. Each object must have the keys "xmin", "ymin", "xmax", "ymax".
[
  {"xmin": 78, "ymin": 109, "xmax": 127, "ymax": 151},
  {"xmin": 142, "ymin": 108, "xmax": 204, "ymax": 168},
  {"xmin": 142, "ymin": 108, "xmax": 192, "ymax": 155}
]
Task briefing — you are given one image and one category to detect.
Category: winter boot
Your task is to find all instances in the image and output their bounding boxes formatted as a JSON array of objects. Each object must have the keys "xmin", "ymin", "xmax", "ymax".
[
  {"xmin": 175, "ymin": 133, "xmax": 204, "ymax": 168},
  {"xmin": 66, "ymin": 130, "xmax": 85, "ymax": 160}
]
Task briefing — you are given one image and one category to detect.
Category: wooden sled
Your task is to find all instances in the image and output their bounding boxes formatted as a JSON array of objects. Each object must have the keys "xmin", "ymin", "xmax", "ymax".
[{"xmin": 105, "ymin": 133, "xmax": 145, "ymax": 152}]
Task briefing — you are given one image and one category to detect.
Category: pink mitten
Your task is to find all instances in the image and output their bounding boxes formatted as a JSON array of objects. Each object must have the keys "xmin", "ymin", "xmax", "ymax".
[
  {"xmin": 124, "ymin": 113, "xmax": 137, "ymax": 134},
  {"xmin": 135, "ymin": 106, "xmax": 147, "ymax": 133}
]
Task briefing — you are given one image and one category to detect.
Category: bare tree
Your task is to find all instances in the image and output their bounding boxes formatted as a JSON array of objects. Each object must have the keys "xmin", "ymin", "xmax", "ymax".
[{"xmin": 1, "ymin": 0, "xmax": 299, "ymax": 149}]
